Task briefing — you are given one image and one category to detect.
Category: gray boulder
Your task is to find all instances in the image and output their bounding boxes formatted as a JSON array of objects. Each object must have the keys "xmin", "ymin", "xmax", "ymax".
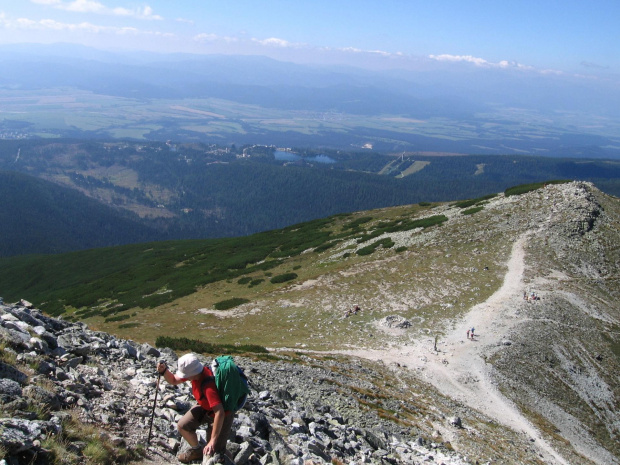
[
  {"xmin": 140, "ymin": 342, "xmax": 160, "ymax": 357},
  {"xmin": 0, "ymin": 325, "xmax": 31, "ymax": 348},
  {"xmin": 33, "ymin": 325, "xmax": 58, "ymax": 349},
  {"xmin": 23, "ymin": 385, "xmax": 62, "ymax": 411},
  {"xmin": 0, "ymin": 361, "xmax": 28, "ymax": 384},
  {"xmin": 0, "ymin": 418, "xmax": 60, "ymax": 454},
  {"xmin": 0, "ymin": 378, "xmax": 22, "ymax": 403}
]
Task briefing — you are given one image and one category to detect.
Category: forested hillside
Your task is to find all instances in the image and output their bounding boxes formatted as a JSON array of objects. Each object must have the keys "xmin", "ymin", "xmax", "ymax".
[
  {"xmin": 0, "ymin": 171, "xmax": 161, "ymax": 256},
  {"xmin": 1, "ymin": 139, "xmax": 620, "ymax": 257}
]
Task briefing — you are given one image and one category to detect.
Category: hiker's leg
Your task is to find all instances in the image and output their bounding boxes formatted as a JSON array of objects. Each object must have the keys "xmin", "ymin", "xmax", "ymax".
[
  {"xmin": 203, "ymin": 415, "xmax": 213, "ymax": 444},
  {"xmin": 214, "ymin": 413, "xmax": 235, "ymax": 453},
  {"xmin": 177, "ymin": 405, "xmax": 207, "ymax": 447},
  {"xmin": 203, "ymin": 412, "xmax": 234, "ymax": 454}
]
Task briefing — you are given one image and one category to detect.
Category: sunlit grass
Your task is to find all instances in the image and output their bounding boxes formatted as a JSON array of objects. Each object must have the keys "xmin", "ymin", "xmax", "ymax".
[
  {"xmin": 41, "ymin": 409, "xmax": 141, "ymax": 465},
  {"xmin": 101, "ymin": 200, "xmax": 512, "ymax": 352}
]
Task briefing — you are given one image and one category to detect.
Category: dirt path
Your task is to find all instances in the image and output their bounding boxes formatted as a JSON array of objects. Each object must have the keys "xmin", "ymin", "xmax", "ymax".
[{"xmin": 343, "ymin": 234, "xmax": 570, "ymax": 465}]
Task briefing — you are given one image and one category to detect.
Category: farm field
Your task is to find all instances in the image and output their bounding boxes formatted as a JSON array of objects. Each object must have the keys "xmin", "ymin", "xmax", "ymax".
[{"xmin": 3, "ymin": 88, "xmax": 620, "ymax": 156}]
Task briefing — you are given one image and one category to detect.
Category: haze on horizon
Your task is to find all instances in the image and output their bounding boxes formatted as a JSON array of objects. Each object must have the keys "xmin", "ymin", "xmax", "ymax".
[
  {"xmin": 1, "ymin": 0, "xmax": 620, "ymax": 155},
  {"xmin": 0, "ymin": 0, "xmax": 618, "ymax": 76}
]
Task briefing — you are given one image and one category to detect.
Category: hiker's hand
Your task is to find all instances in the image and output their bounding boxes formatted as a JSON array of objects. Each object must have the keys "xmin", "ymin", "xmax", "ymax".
[
  {"xmin": 203, "ymin": 440, "xmax": 216, "ymax": 456},
  {"xmin": 156, "ymin": 360, "xmax": 167, "ymax": 374}
]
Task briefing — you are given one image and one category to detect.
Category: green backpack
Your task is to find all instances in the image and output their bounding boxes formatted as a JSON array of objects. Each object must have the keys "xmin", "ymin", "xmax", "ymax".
[{"xmin": 211, "ymin": 355, "xmax": 250, "ymax": 412}]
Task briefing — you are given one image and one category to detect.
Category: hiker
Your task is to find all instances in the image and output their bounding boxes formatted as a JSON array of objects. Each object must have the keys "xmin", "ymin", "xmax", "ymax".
[
  {"xmin": 467, "ymin": 329, "xmax": 470, "ymax": 340},
  {"xmin": 156, "ymin": 354, "xmax": 236, "ymax": 463},
  {"xmin": 470, "ymin": 327, "xmax": 475, "ymax": 339}
]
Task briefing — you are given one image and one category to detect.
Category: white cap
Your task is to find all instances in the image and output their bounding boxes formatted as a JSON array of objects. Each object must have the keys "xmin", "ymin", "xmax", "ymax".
[{"xmin": 176, "ymin": 353, "xmax": 204, "ymax": 378}]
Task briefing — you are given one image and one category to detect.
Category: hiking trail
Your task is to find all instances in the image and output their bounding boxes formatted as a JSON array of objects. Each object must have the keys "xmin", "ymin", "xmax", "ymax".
[{"xmin": 343, "ymin": 234, "xmax": 569, "ymax": 465}]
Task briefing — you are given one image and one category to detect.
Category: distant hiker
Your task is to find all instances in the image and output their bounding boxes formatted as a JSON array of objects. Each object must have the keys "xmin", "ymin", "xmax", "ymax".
[
  {"xmin": 353, "ymin": 305, "xmax": 360, "ymax": 314},
  {"xmin": 156, "ymin": 354, "xmax": 245, "ymax": 463},
  {"xmin": 467, "ymin": 329, "xmax": 470, "ymax": 340},
  {"xmin": 470, "ymin": 327, "xmax": 475, "ymax": 339}
]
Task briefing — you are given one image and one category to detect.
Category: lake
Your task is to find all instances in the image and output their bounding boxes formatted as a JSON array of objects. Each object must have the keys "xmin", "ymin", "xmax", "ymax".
[{"xmin": 274, "ymin": 150, "xmax": 336, "ymax": 164}]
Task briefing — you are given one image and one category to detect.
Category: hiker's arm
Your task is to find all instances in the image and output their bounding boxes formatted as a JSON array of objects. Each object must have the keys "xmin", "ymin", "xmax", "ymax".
[
  {"xmin": 204, "ymin": 404, "xmax": 225, "ymax": 455},
  {"xmin": 157, "ymin": 361, "xmax": 183, "ymax": 385}
]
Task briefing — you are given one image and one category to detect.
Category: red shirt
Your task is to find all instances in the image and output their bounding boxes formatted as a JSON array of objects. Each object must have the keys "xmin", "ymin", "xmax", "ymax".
[{"xmin": 186, "ymin": 366, "xmax": 222, "ymax": 414}]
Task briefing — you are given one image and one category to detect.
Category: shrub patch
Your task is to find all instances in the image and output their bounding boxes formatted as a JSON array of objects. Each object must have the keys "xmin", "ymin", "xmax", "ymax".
[
  {"xmin": 214, "ymin": 297, "xmax": 250, "ymax": 310},
  {"xmin": 270, "ymin": 273, "xmax": 298, "ymax": 284},
  {"xmin": 155, "ymin": 336, "xmax": 268, "ymax": 354}
]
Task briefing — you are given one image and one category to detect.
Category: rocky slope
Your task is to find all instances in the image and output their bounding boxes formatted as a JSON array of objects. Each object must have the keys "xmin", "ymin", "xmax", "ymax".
[
  {"xmin": 0, "ymin": 298, "xmax": 577, "ymax": 465},
  {"xmin": 490, "ymin": 183, "xmax": 620, "ymax": 463},
  {"xmin": 1, "ymin": 299, "xmax": 511, "ymax": 465}
]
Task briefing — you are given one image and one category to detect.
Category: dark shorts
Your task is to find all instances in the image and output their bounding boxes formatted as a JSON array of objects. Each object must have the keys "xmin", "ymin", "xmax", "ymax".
[{"xmin": 178, "ymin": 405, "xmax": 210, "ymax": 433}]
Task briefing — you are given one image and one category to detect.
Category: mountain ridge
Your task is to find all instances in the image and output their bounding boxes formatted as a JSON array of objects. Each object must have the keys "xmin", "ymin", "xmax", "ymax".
[{"xmin": 1, "ymin": 181, "xmax": 619, "ymax": 463}]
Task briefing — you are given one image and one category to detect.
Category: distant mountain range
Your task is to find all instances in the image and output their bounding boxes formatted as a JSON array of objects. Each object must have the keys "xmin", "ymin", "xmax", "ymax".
[
  {"xmin": 0, "ymin": 44, "xmax": 478, "ymax": 116},
  {"xmin": 0, "ymin": 43, "xmax": 619, "ymax": 156}
]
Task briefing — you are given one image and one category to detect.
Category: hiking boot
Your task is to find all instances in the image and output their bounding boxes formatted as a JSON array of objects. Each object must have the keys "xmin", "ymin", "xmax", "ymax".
[{"xmin": 177, "ymin": 447, "xmax": 203, "ymax": 463}]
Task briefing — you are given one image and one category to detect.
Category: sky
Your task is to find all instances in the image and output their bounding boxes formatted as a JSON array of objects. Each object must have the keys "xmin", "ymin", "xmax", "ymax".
[{"xmin": 0, "ymin": 0, "xmax": 619, "ymax": 77}]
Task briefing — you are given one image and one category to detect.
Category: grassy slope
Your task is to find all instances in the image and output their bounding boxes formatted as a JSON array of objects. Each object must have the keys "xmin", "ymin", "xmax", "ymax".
[{"xmin": 0, "ymin": 189, "xmax": 506, "ymax": 349}]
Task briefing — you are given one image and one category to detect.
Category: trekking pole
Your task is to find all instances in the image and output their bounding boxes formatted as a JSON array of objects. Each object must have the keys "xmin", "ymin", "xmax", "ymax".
[{"xmin": 147, "ymin": 362, "xmax": 164, "ymax": 445}]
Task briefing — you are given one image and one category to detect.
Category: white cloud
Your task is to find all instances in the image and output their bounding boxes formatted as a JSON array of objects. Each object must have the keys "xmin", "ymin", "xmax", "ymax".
[
  {"xmin": 252, "ymin": 37, "xmax": 295, "ymax": 48},
  {"xmin": 194, "ymin": 33, "xmax": 238, "ymax": 43},
  {"xmin": 112, "ymin": 5, "xmax": 163, "ymax": 20},
  {"xmin": 192, "ymin": 31, "xmax": 398, "ymax": 58},
  {"xmin": 539, "ymin": 68, "xmax": 564, "ymax": 76},
  {"xmin": 334, "ymin": 46, "xmax": 397, "ymax": 57},
  {"xmin": 176, "ymin": 18, "xmax": 194, "ymax": 25},
  {"xmin": 29, "ymin": 0, "xmax": 163, "ymax": 20},
  {"xmin": 429, "ymin": 54, "xmax": 489, "ymax": 66},
  {"xmin": 15, "ymin": 17, "xmax": 39, "ymax": 28},
  {"xmin": 193, "ymin": 33, "xmax": 304, "ymax": 48},
  {"xmin": 69, "ymin": 0, "xmax": 105, "ymax": 13},
  {"xmin": 36, "ymin": 18, "xmax": 106, "ymax": 32},
  {"xmin": 1, "ymin": 14, "xmax": 171, "ymax": 37},
  {"xmin": 429, "ymin": 54, "xmax": 535, "ymax": 71}
]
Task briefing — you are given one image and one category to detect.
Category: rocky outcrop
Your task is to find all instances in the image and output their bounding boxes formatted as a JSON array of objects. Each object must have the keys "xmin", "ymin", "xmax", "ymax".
[
  {"xmin": 0, "ymin": 298, "xmax": 469, "ymax": 465},
  {"xmin": 380, "ymin": 316, "xmax": 411, "ymax": 329}
]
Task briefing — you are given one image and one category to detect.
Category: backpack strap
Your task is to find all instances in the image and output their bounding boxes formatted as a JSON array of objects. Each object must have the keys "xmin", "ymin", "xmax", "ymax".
[{"xmin": 198, "ymin": 374, "xmax": 215, "ymax": 402}]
